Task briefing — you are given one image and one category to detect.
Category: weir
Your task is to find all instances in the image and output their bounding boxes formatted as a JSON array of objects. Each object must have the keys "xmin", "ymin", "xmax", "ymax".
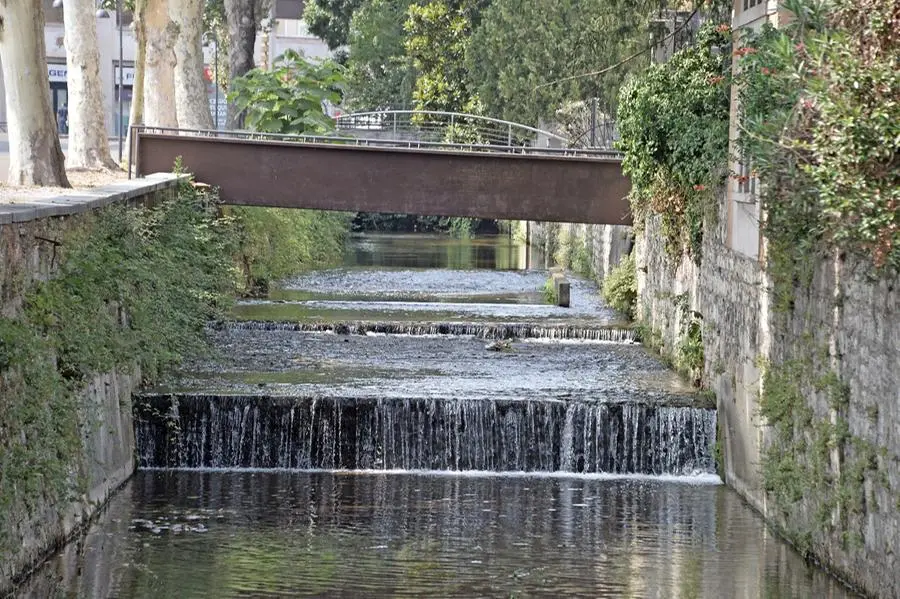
[
  {"xmin": 217, "ymin": 320, "xmax": 639, "ymax": 342},
  {"xmin": 135, "ymin": 394, "xmax": 716, "ymax": 475}
]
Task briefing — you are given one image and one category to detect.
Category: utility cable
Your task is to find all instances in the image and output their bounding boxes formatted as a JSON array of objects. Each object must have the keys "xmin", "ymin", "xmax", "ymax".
[{"xmin": 531, "ymin": 6, "xmax": 701, "ymax": 94}]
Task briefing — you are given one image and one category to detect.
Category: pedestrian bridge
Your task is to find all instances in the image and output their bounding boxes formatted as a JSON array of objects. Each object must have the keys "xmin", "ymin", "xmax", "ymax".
[{"xmin": 132, "ymin": 112, "xmax": 631, "ymax": 225}]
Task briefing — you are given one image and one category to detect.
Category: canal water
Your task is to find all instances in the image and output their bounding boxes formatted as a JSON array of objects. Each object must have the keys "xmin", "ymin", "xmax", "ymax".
[{"xmin": 18, "ymin": 234, "xmax": 858, "ymax": 598}]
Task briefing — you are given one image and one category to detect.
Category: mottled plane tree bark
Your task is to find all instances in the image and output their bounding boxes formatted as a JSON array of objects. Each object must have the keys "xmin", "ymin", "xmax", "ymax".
[
  {"xmin": 0, "ymin": 0, "xmax": 69, "ymax": 185},
  {"xmin": 172, "ymin": 0, "xmax": 214, "ymax": 129},
  {"xmin": 64, "ymin": 0, "xmax": 118, "ymax": 169}
]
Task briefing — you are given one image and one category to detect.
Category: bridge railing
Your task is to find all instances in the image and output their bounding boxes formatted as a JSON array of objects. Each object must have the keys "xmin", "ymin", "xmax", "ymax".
[
  {"xmin": 129, "ymin": 125, "xmax": 623, "ymax": 177},
  {"xmin": 334, "ymin": 110, "xmax": 574, "ymax": 148}
]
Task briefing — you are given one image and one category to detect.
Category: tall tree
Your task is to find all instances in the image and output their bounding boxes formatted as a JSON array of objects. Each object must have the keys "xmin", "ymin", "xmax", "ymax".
[
  {"xmin": 171, "ymin": 0, "xmax": 214, "ymax": 129},
  {"xmin": 143, "ymin": 0, "xmax": 178, "ymax": 127},
  {"xmin": 64, "ymin": 0, "xmax": 118, "ymax": 169},
  {"xmin": 467, "ymin": 0, "xmax": 659, "ymax": 126},
  {"xmin": 224, "ymin": 0, "xmax": 268, "ymax": 128},
  {"xmin": 126, "ymin": 0, "xmax": 147, "ymax": 162},
  {"xmin": 303, "ymin": 0, "xmax": 363, "ymax": 50},
  {"xmin": 404, "ymin": 0, "xmax": 482, "ymax": 114},
  {"xmin": 0, "ymin": 1, "xmax": 69, "ymax": 185},
  {"xmin": 344, "ymin": 0, "xmax": 416, "ymax": 110}
]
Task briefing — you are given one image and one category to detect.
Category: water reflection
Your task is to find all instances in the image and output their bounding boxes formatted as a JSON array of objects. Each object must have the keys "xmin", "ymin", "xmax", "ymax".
[
  {"xmin": 344, "ymin": 233, "xmax": 546, "ymax": 271},
  {"xmin": 21, "ymin": 471, "xmax": 857, "ymax": 598}
]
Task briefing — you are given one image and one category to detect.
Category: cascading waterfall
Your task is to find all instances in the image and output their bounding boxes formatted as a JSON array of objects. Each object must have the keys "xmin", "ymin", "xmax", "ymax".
[
  {"xmin": 214, "ymin": 320, "xmax": 638, "ymax": 342},
  {"xmin": 136, "ymin": 394, "xmax": 716, "ymax": 475}
]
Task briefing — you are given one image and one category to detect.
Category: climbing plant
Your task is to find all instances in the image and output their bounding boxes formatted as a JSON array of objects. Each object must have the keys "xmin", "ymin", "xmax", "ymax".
[
  {"xmin": 616, "ymin": 23, "xmax": 732, "ymax": 260},
  {"xmin": 736, "ymin": 0, "xmax": 899, "ymax": 297},
  {"xmin": 0, "ymin": 181, "xmax": 236, "ymax": 557}
]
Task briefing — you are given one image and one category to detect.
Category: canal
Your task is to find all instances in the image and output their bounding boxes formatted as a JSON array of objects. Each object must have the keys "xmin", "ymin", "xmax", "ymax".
[{"xmin": 19, "ymin": 234, "xmax": 857, "ymax": 598}]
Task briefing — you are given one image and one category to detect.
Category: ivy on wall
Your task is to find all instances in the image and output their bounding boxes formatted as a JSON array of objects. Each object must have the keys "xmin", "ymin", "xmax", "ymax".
[
  {"xmin": 616, "ymin": 23, "xmax": 732, "ymax": 260},
  {"xmin": 0, "ymin": 182, "xmax": 235, "ymax": 558}
]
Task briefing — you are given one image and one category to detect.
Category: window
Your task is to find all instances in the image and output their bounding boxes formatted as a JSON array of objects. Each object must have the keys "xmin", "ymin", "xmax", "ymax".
[
  {"xmin": 743, "ymin": 0, "xmax": 762, "ymax": 9},
  {"xmin": 276, "ymin": 18, "xmax": 311, "ymax": 38},
  {"xmin": 736, "ymin": 158, "xmax": 757, "ymax": 201}
]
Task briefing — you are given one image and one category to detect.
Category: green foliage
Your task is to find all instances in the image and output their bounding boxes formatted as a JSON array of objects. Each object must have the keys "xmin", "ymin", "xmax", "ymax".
[
  {"xmin": 616, "ymin": 23, "xmax": 731, "ymax": 259},
  {"xmin": 601, "ymin": 254, "xmax": 637, "ymax": 319},
  {"xmin": 676, "ymin": 317, "xmax": 704, "ymax": 384},
  {"xmin": 350, "ymin": 213, "xmax": 490, "ymax": 236},
  {"xmin": 467, "ymin": 0, "xmax": 659, "ymax": 126},
  {"xmin": 345, "ymin": 0, "xmax": 418, "ymax": 109},
  {"xmin": 0, "ymin": 182, "xmax": 235, "ymax": 555},
  {"xmin": 228, "ymin": 206, "xmax": 351, "ymax": 294},
  {"xmin": 541, "ymin": 278, "xmax": 558, "ymax": 305},
  {"xmin": 227, "ymin": 49, "xmax": 345, "ymax": 135},
  {"xmin": 404, "ymin": 0, "xmax": 481, "ymax": 114},
  {"xmin": 759, "ymin": 356, "xmax": 890, "ymax": 550},
  {"xmin": 303, "ymin": 0, "xmax": 365, "ymax": 51},
  {"xmin": 737, "ymin": 0, "xmax": 899, "ymax": 291}
]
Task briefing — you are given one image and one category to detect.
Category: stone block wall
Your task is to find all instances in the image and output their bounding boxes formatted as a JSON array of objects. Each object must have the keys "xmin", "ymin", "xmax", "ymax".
[
  {"xmin": 634, "ymin": 216, "xmax": 700, "ymax": 361},
  {"xmin": 763, "ymin": 252, "xmax": 899, "ymax": 599},
  {"xmin": 0, "ymin": 175, "xmax": 179, "ymax": 595},
  {"xmin": 527, "ymin": 221, "xmax": 631, "ymax": 281},
  {"xmin": 530, "ymin": 199, "xmax": 899, "ymax": 597}
]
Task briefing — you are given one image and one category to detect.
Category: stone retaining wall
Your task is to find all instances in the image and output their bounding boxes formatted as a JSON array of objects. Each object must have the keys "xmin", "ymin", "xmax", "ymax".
[
  {"xmin": 530, "ymin": 199, "xmax": 899, "ymax": 597},
  {"xmin": 0, "ymin": 174, "xmax": 180, "ymax": 595}
]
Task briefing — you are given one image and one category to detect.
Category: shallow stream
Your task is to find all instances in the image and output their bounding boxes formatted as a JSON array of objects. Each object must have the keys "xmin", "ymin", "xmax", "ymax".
[{"xmin": 19, "ymin": 233, "xmax": 858, "ymax": 598}]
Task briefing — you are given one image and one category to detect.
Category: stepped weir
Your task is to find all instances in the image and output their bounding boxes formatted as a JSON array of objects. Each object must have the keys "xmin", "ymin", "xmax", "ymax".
[{"xmin": 136, "ymin": 394, "xmax": 715, "ymax": 475}]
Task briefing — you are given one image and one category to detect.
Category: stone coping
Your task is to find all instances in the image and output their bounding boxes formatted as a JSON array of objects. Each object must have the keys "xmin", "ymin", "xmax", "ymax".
[{"xmin": 0, "ymin": 173, "xmax": 182, "ymax": 225}]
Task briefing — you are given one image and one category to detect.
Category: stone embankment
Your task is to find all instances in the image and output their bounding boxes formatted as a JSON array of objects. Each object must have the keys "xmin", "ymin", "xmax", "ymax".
[
  {"xmin": 529, "ymin": 211, "xmax": 899, "ymax": 599},
  {"xmin": 0, "ymin": 174, "xmax": 180, "ymax": 595}
]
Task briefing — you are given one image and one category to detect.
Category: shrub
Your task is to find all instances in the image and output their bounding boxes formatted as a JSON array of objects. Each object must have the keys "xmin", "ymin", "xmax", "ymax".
[{"xmin": 601, "ymin": 254, "xmax": 637, "ymax": 319}]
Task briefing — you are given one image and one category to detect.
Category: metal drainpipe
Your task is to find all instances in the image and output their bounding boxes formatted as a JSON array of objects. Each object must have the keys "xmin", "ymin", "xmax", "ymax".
[{"xmin": 118, "ymin": 0, "xmax": 123, "ymax": 162}]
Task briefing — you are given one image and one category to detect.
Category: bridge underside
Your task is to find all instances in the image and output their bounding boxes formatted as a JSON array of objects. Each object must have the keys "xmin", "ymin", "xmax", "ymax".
[{"xmin": 136, "ymin": 134, "xmax": 632, "ymax": 225}]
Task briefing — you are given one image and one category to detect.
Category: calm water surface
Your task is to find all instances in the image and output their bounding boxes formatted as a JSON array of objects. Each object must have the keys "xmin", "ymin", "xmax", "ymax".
[
  {"xmin": 20, "ymin": 471, "xmax": 855, "ymax": 599},
  {"xmin": 18, "ymin": 234, "xmax": 859, "ymax": 598}
]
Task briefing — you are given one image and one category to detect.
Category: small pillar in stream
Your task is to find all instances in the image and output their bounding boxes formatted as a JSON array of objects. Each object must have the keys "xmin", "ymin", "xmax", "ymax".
[{"xmin": 549, "ymin": 268, "xmax": 570, "ymax": 308}]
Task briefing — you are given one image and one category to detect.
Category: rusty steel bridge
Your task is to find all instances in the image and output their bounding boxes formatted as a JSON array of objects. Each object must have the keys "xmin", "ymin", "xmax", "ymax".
[{"xmin": 131, "ymin": 111, "xmax": 631, "ymax": 225}]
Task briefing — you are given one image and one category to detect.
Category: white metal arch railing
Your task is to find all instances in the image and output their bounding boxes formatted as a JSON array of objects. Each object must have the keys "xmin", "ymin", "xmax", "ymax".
[{"xmin": 334, "ymin": 110, "xmax": 572, "ymax": 148}]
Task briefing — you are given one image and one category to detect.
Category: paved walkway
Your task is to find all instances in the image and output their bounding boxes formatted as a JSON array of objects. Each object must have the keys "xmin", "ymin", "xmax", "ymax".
[{"xmin": 0, "ymin": 133, "xmax": 125, "ymax": 177}]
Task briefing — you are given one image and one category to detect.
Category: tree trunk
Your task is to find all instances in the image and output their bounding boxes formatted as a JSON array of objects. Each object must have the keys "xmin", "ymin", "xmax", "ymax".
[
  {"xmin": 63, "ymin": 0, "xmax": 117, "ymax": 170},
  {"xmin": 0, "ymin": 1, "xmax": 69, "ymax": 186},
  {"xmin": 143, "ymin": 0, "xmax": 178, "ymax": 128},
  {"xmin": 224, "ymin": 0, "xmax": 258, "ymax": 129},
  {"xmin": 171, "ymin": 0, "xmax": 213, "ymax": 129},
  {"xmin": 126, "ymin": 0, "xmax": 147, "ymax": 165}
]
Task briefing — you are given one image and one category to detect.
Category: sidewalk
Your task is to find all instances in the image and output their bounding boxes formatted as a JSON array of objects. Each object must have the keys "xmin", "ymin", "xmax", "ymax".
[{"xmin": 0, "ymin": 133, "xmax": 125, "ymax": 179}]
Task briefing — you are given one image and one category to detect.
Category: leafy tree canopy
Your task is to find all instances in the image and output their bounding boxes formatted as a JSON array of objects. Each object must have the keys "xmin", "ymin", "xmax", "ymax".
[
  {"xmin": 467, "ymin": 0, "xmax": 663, "ymax": 126},
  {"xmin": 304, "ymin": 0, "xmax": 365, "ymax": 50},
  {"xmin": 404, "ymin": 0, "xmax": 485, "ymax": 115},
  {"xmin": 344, "ymin": 0, "xmax": 417, "ymax": 110}
]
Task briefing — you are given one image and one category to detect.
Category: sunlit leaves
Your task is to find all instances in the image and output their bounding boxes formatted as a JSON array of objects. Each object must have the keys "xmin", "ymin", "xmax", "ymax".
[{"xmin": 228, "ymin": 50, "xmax": 345, "ymax": 135}]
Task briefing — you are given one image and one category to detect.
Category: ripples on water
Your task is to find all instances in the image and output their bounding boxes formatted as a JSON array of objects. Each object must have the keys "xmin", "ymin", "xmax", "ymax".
[{"xmin": 19, "ymin": 471, "xmax": 856, "ymax": 598}]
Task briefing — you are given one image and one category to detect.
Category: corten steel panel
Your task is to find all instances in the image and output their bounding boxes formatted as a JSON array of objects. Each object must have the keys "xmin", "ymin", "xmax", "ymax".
[{"xmin": 137, "ymin": 134, "xmax": 632, "ymax": 225}]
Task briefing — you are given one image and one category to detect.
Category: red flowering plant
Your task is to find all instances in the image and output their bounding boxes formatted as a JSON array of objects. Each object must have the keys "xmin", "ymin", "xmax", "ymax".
[{"xmin": 736, "ymin": 0, "xmax": 899, "ymax": 276}]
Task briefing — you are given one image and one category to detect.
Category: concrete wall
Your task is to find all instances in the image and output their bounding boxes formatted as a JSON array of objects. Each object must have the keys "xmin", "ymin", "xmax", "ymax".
[{"xmin": 0, "ymin": 175, "xmax": 179, "ymax": 595}]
